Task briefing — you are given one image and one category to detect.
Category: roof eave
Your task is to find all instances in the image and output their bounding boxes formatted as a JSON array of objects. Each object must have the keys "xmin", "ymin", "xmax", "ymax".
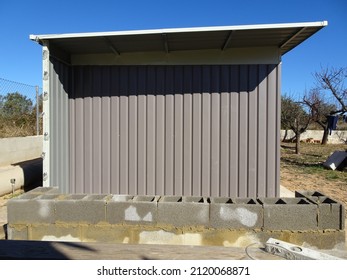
[{"xmin": 29, "ymin": 21, "xmax": 328, "ymax": 41}]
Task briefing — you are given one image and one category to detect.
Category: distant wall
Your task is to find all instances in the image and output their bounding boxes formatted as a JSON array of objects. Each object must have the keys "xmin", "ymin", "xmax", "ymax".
[
  {"xmin": 0, "ymin": 136, "xmax": 43, "ymax": 166},
  {"xmin": 281, "ymin": 130, "xmax": 347, "ymax": 144}
]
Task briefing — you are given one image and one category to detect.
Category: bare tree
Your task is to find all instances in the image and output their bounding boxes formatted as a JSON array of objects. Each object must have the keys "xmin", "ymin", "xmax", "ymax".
[
  {"xmin": 281, "ymin": 94, "xmax": 312, "ymax": 154},
  {"xmin": 303, "ymin": 66, "xmax": 347, "ymax": 145},
  {"xmin": 315, "ymin": 66, "xmax": 347, "ymax": 114},
  {"xmin": 303, "ymin": 88, "xmax": 336, "ymax": 144}
]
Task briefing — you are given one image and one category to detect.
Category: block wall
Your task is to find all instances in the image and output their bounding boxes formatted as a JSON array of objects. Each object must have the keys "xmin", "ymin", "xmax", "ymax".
[{"xmin": 6, "ymin": 187, "xmax": 345, "ymax": 249}]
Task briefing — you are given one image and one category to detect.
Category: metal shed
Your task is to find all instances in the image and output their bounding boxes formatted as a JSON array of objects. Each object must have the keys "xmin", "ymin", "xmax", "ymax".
[{"xmin": 30, "ymin": 21, "xmax": 327, "ymax": 196}]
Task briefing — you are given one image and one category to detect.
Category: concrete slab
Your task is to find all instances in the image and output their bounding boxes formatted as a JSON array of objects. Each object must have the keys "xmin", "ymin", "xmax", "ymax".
[{"xmin": 280, "ymin": 185, "xmax": 295, "ymax": 197}]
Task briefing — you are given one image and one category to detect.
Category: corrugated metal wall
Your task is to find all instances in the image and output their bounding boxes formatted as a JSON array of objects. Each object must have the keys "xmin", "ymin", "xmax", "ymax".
[
  {"xmin": 50, "ymin": 61, "xmax": 280, "ymax": 197},
  {"xmin": 49, "ymin": 59, "xmax": 70, "ymax": 190}
]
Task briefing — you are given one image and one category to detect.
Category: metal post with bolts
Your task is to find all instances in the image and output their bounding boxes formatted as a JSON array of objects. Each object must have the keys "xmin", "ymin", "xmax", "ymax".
[
  {"xmin": 10, "ymin": 178, "xmax": 16, "ymax": 197},
  {"xmin": 36, "ymin": 85, "xmax": 40, "ymax": 136}
]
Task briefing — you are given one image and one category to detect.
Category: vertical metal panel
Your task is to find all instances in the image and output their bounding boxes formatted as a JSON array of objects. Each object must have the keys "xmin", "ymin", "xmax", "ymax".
[
  {"xmin": 229, "ymin": 66, "xmax": 239, "ymax": 197},
  {"xmin": 137, "ymin": 66, "xmax": 147, "ymax": 195},
  {"xmin": 92, "ymin": 68, "xmax": 102, "ymax": 193},
  {"xmin": 238, "ymin": 65, "xmax": 249, "ymax": 197},
  {"xmin": 248, "ymin": 65, "xmax": 258, "ymax": 197},
  {"xmin": 276, "ymin": 63, "xmax": 282, "ymax": 197},
  {"xmin": 49, "ymin": 58, "xmax": 70, "ymax": 193},
  {"xmin": 101, "ymin": 67, "xmax": 111, "ymax": 193},
  {"xmin": 110, "ymin": 67, "xmax": 120, "ymax": 194},
  {"xmin": 210, "ymin": 66, "xmax": 220, "ymax": 196},
  {"xmin": 156, "ymin": 67, "xmax": 165, "ymax": 194},
  {"xmin": 183, "ymin": 66, "xmax": 193, "ymax": 196},
  {"xmin": 71, "ymin": 67, "xmax": 83, "ymax": 193},
  {"xmin": 165, "ymin": 66, "xmax": 175, "ymax": 195},
  {"xmin": 83, "ymin": 68, "xmax": 92, "ymax": 193},
  {"xmin": 174, "ymin": 67, "xmax": 184, "ymax": 195},
  {"xmin": 192, "ymin": 66, "xmax": 202, "ymax": 195},
  {"xmin": 128, "ymin": 67, "xmax": 138, "ymax": 194},
  {"xmin": 257, "ymin": 65, "xmax": 268, "ymax": 197},
  {"xmin": 201, "ymin": 66, "xmax": 211, "ymax": 196},
  {"xmin": 267, "ymin": 65, "xmax": 278, "ymax": 197},
  {"xmin": 146, "ymin": 67, "xmax": 156, "ymax": 195},
  {"xmin": 51, "ymin": 64, "xmax": 281, "ymax": 197},
  {"xmin": 220, "ymin": 65, "xmax": 230, "ymax": 197},
  {"xmin": 119, "ymin": 67, "xmax": 129, "ymax": 194}
]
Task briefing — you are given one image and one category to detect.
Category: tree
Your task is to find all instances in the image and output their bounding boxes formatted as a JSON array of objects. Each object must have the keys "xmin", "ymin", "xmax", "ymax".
[
  {"xmin": 315, "ymin": 66, "xmax": 347, "ymax": 114},
  {"xmin": 0, "ymin": 92, "xmax": 35, "ymax": 133},
  {"xmin": 281, "ymin": 94, "xmax": 312, "ymax": 154},
  {"xmin": 309, "ymin": 66, "xmax": 347, "ymax": 144},
  {"xmin": 303, "ymin": 88, "xmax": 336, "ymax": 144},
  {"xmin": 0, "ymin": 92, "xmax": 33, "ymax": 117}
]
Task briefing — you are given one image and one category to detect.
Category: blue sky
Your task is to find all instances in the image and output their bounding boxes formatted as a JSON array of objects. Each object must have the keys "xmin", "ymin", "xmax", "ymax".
[{"xmin": 0, "ymin": 0, "xmax": 346, "ymax": 98}]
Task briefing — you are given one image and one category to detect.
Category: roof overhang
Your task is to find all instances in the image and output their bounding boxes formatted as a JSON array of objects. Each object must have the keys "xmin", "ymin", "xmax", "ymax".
[{"xmin": 30, "ymin": 21, "xmax": 327, "ymax": 64}]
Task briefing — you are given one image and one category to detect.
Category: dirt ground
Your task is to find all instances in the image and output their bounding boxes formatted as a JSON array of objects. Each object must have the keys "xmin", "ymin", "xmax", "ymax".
[{"xmin": 280, "ymin": 142, "xmax": 347, "ymax": 216}]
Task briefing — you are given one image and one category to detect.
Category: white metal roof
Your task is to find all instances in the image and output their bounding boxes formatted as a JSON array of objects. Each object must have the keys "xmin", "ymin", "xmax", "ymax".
[{"xmin": 30, "ymin": 21, "xmax": 327, "ymax": 56}]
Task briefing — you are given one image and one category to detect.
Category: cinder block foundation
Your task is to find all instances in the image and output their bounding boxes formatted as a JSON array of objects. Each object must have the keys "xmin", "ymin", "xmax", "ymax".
[
  {"xmin": 210, "ymin": 198, "xmax": 262, "ymax": 229},
  {"xmin": 295, "ymin": 190, "xmax": 345, "ymax": 230},
  {"xmin": 106, "ymin": 195, "xmax": 159, "ymax": 225},
  {"xmin": 157, "ymin": 196, "xmax": 209, "ymax": 227},
  {"xmin": 260, "ymin": 197, "xmax": 318, "ymax": 231},
  {"xmin": 6, "ymin": 187, "xmax": 346, "ymax": 249}
]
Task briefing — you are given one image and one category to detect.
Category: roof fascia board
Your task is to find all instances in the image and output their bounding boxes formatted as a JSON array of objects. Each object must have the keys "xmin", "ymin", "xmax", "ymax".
[{"xmin": 29, "ymin": 21, "xmax": 328, "ymax": 41}]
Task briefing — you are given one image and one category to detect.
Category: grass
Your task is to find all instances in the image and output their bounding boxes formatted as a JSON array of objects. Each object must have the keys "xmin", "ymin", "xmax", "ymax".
[{"xmin": 281, "ymin": 142, "xmax": 347, "ymax": 187}]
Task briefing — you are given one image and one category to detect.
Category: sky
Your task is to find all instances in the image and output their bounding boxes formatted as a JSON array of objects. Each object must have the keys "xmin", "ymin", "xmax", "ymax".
[{"xmin": 0, "ymin": 0, "xmax": 346, "ymax": 99}]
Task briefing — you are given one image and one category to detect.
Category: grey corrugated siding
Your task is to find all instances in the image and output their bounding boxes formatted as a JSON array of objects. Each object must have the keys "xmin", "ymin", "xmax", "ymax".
[
  {"xmin": 50, "ymin": 60, "xmax": 280, "ymax": 197},
  {"xmin": 49, "ymin": 60, "xmax": 70, "ymax": 191}
]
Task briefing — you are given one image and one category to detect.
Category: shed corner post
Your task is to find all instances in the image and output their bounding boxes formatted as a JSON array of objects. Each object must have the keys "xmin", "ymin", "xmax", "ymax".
[{"xmin": 42, "ymin": 43, "xmax": 50, "ymax": 187}]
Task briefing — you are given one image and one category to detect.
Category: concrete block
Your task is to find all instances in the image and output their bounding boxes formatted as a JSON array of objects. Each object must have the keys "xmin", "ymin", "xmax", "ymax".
[
  {"xmin": 7, "ymin": 225, "xmax": 28, "ymax": 240},
  {"xmin": 318, "ymin": 197, "xmax": 345, "ymax": 230},
  {"xmin": 55, "ymin": 194, "xmax": 109, "ymax": 224},
  {"xmin": 295, "ymin": 191, "xmax": 345, "ymax": 230},
  {"xmin": 7, "ymin": 194, "xmax": 60, "ymax": 224},
  {"xmin": 210, "ymin": 197, "xmax": 262, "ymax": 229},
  {"xmin": 30, "ymin": 224, "xmax": 82, "ymax": 242},
  {"xmin": 106, "ymin": 195, "xmax": 158, "ymax": 225},
  {"xmin": 82, "ymin": 224, "xmax": 133, "ymax": 244},
  {"xmin": 260, "ymin": 198, "xmax": 318, "ymax": 231},
  {"xmin": 157, "ymin": 196, "xmax": 209, "ymax": 227},
  {"xmin": 25, "ymin": 186, "xmax": 60, "ymax": 195},
  {"xmin": 295, "ymin": 190, "xmax": 325, "ymax": 201}
]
